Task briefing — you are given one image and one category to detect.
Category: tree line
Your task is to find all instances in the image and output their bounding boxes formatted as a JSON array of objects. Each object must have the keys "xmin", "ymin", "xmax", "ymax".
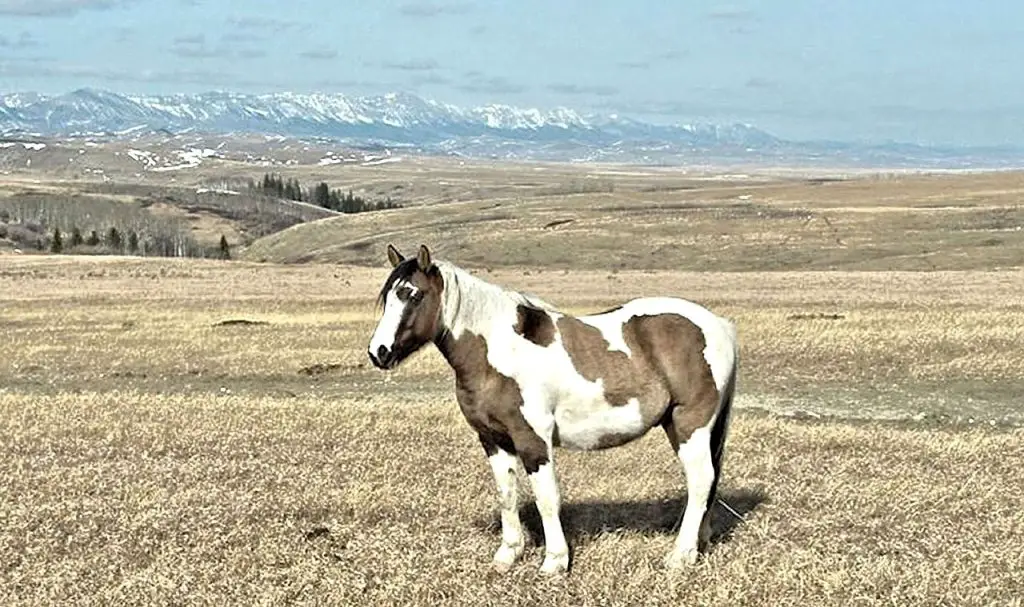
[
  {"xmin": 1, "ymin": 194, "xmax": 220, "ymax": 259},
  {"xmin": 249, "ymin": 173, "xmax": 400, "ymax": 213},
  {"xmin": 41, "ymin": 224, "xmax": 231, "ymax": 259}
]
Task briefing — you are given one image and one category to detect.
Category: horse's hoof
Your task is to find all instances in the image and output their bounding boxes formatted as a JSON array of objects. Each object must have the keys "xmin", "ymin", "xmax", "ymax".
[
  {"xmin": 492, "ymin": 543, "xmax": 523, "ymax": 572},
  {"xmin": 539, "ymin": 551, "xmax": 569, "ymax": 575},
  {"xmin": 663, "ymin": 548, "xmax": 700, "ymax": 569}
]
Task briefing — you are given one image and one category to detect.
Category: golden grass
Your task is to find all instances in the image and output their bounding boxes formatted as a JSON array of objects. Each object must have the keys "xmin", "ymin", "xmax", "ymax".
[
  {"xmin": 241, "ymin": 170, "xmax": 1024, "ymax": 272},
  {"xmin": 2, "ymin": 387, "xmax": 1022, "ymax": 605},
  {"xmin": 1, "ymin": 256, "xmax": 1023, "ymax": 605}
]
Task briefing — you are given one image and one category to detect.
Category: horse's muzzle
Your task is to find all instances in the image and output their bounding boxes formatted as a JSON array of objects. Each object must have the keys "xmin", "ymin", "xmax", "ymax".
[{"xmin": 368, "ymin": 344, "xmax": 397, "ymax": 370}]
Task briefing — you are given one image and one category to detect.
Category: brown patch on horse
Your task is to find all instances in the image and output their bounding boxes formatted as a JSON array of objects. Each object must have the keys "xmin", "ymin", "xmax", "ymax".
[
  {"xmin": 436, "ymin": 330, "xmax": 548, "ymax": 473},
  {"xmin": 513, "ymin": 304, "xmax": 556, "ymax": 347},
  {"xmin": 556, "ymin": 313, "xmax": 720, "ymax": 442}
]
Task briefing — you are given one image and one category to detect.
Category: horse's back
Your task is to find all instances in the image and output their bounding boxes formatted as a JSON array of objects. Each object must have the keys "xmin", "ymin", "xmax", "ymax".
[{"xmin": 578, "ymin": 296, "xmax": 738, "ymax": 392}]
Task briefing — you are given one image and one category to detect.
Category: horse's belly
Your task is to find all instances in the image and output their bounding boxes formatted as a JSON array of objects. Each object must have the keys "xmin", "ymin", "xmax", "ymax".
[{"xmin": 552, "ymin": 397, "xmax": 650, "ymax": 451}]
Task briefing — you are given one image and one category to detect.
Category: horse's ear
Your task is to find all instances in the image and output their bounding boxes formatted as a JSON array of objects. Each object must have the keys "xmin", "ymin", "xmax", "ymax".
[
  {"xmin": 416, "ymin": 244, "xmax": 432, "ymax": 271},
  {"xmin": 387, "ymin": 244, "xmax": 404, "ymax": 268}
]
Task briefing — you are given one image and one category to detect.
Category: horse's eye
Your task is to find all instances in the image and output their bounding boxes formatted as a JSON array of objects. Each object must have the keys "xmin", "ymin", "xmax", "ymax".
[{"xmin": 411, "ymin": 291, "xmax": 424, "ymax": 303}]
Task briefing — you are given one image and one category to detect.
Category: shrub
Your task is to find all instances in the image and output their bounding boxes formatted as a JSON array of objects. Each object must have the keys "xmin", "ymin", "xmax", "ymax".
[
  {"xmin": 219, "ymin": 234, "xmax": 230, "ymax": 260},
  {"xmin": 50, "ymin": 227, "xmax": 63, "ymax": 253}
]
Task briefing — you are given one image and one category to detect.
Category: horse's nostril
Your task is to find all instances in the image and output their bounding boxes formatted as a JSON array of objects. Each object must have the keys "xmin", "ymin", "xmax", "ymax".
[{"xmin": 377, "ymin": 345, "xmax": 390, "ymax": 362}]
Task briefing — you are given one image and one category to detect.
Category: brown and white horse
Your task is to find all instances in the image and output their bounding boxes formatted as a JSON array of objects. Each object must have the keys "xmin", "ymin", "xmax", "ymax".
[{"xmin": 368, "ymin": 244, "xmax": 739, "ymax": 574}]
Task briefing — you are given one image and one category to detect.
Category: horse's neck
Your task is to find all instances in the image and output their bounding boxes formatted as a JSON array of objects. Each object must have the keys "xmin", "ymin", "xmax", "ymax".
[
  {"xmin": 434, "ymin": 263, "xmax": 519, "ymax": 377},
  {"xmin": 447, "ymin": 283, "xmax": 517, "ymax": 341}
]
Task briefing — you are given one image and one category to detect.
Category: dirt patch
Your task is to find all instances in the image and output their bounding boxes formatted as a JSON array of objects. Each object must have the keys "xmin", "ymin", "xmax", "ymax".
[
  {"xmin": 212, "ymin": 319, "xmax": 270, "ymax": 327},
  {"xmin": 297, "ymin": 362, "xmax": 365, "ymax": 376},
  {"xmin": 543, "ymin": 219, "xmax": 575, "ymax": 229},
  {"xmin": 786, "ymin": 312, "xmax": 845, "ymax": 321}
]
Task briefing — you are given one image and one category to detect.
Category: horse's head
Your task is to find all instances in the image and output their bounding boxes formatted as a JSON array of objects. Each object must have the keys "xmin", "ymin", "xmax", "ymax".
[{"xmin": 368, "ymin": 243, "xmax": 444, "ymax": 370}]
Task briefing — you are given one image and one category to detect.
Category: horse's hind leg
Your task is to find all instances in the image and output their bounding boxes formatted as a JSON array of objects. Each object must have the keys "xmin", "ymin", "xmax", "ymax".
[{"xmin": 662, "ymin": 407, "xmax": 718, "ymax": 568}]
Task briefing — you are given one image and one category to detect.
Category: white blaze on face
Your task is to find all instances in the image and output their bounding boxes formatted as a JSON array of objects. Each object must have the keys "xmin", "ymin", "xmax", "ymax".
[{"xmin": 369, "ymin": 281, "xmax": 414, "ymax": 359}]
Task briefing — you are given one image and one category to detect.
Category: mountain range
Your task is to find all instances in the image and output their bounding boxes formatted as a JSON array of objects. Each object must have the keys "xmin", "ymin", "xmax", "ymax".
[{"xmin": 1, "ymin": 88, "xmax": 1022, "ymax": 168}]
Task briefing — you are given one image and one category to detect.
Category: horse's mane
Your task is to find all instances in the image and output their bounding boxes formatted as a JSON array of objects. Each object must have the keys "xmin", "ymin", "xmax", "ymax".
[
  {"xmin": 435, "ymin": 260, "xmax": 557, "ymax": 332},
  {"xmin": 377, "ymin": 257, "xmax": 555, "ymax": 317}
]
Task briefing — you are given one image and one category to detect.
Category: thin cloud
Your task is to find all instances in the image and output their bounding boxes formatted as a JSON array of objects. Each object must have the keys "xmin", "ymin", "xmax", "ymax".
[
  {"xmin": 171, "ymin": 46, "xmax": 220, "ymax": 59},
  {"xmin": 618, "ymin": 50, "xmax": 685, "ymax": 70},
  {"xmin": 300, "ymin": 48, "xmax": 338, "ymax": 61},
  {"xmin": 313, "ymin": 78, "xmax": 396, "ymax": 90},
  {"xmin": 458, "ymin": 75, "xmax": 526, "ymax": 95},
  {"xmin": 112, "ymin": 26, "xmax": 133, "ymax": 42},
  {"xmin": 228, "ymin": 16, "xmax": 305, "ymax": 32},
  {"xmin": 0, "ymin": 59, "xmax": 262, "ymax": 87},
  {"xmin": 706, "ymin": 7, "xmax": 756, "ymax": 21},
  {"xmin": 0, "ymin": 0, "xmax": 129, "ymax": 16},
  {"xmin": 745, "ymin": 77, "xmax": 778, "ymax": 89},
  {"xmin": 173, "ymin": 33, "xmax": 205, "ymax": 45},
  {"xmin": 222, "ymin": 32, "xmax": 262, "ymax": 44},
  {"xmin": 548, "ymin": 83, "xmax": 619, "ymax": 97},
  {"xmin": 236, "ymin": 48, "xmax": 266, "ymax": 60},
  {"xmin": 382, "ymin": 59, "xmax": 440, "ymax": 71},
  {"xmin": 410, "ymin": 73, "xmax": 450, "ymax": 86},
  {"xmin": 171, "ymin": 34, "xmax": 264, "ymax": 61},
  {"xmin": 398, "ymin": 2, "xmax": 471, "ymax": 18},
  {"xmin": 0, "ymin": 31, "xmax": 37, "ymax": 49}
]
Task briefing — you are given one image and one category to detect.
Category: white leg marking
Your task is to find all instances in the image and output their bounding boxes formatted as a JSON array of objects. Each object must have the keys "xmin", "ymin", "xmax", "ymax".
[
  {"xmin": 487, "ymin": 449, "xmax": 524, "ymax": 572},
  {"xmin": 665, "ymin": 425, "xmax": 715, "ymax": 569},
  {"xmin": 528, "ymin": 461, "xmax": 570, "ymax": 574}
]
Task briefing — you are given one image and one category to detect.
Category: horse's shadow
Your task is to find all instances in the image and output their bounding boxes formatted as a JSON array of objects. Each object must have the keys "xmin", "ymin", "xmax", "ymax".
[{"xmin": 475, "ymin": 487, "xmax": 768, "ymax": 548}]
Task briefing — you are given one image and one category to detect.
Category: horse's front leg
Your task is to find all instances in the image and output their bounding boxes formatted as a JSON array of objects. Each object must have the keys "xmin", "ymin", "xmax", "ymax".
[
  {"xmin": 481, "ymin": 440, "xmax": 525, "ymax": 572},
  {"xmin": 527, "ymin": 453, "xmax": 569, "ymax": 574},
  {"xmin": 513, "ymin": 412, "xmax": 569, "ymax": 574}
]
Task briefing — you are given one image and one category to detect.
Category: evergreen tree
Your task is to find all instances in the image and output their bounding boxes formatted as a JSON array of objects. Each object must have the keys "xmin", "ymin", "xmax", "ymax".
[
  {"xmin": 313, "ymin": 182, "xmax": 331, "ymax": 208},
  {"xmin": 219, "ymin": 234, "xmax": 230, "ymax": 260},
  {"xmin": 106, "ymin": 226, "xmax": 123, "ymax": 250},
  {"xmin": 128, "ymin": 231, "xmax": 140, "ymax": 254},
  {"xmin": 70, "ymin": 226, "xmax": 84, "ymax": 248},
  {"xmin": 86, "ymin": 230, "xmax": 100, "ymax": 246},
  {"xmin": 50, "ymin": 227, "xmax": 63, "ymax": 254}
]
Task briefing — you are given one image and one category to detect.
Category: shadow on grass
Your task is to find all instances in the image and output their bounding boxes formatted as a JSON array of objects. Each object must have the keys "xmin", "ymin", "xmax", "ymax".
[{"xmin": 476, "ymin": 487, "xmax": 768, "ymax": 548}]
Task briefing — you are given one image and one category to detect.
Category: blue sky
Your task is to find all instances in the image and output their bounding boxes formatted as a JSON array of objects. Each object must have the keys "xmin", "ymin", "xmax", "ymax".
[{"xmin": 1, "ymin": 0, "xmax": 1022, "ymax": 146}]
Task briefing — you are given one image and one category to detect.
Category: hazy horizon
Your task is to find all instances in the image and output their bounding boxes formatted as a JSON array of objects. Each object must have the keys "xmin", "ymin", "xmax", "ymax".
[{"xmin": 1, "ymin": 0, "xmax": 1022, "ymax": 148}]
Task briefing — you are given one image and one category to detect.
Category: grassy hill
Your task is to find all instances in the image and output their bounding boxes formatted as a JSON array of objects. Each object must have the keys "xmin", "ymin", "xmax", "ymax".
[
  {"xmin": 0, "ymin": 178, "xmax": 338, "ymax": 256},
  {"xmin": 242, "ymin": 169, "xmax": 1024, "ymax": 271}
]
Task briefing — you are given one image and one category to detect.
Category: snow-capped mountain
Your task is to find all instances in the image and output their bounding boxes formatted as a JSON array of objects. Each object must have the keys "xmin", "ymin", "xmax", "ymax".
[
  {"xmin": 1, "ymin": 88, "xmax": 1022, "ymax": 167},
  {"xmin": 0, "ymin": 88, "xmax": 775, "ymax": 148}
]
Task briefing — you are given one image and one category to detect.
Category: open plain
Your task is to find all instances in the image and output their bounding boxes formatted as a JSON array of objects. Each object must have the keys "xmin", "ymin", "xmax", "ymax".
[{"xmin": 2, "ymin": 157, "xmax": 1024, "ymax": 605}]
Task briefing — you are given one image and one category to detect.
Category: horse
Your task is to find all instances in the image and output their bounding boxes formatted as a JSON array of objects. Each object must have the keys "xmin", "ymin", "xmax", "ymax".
[{"xmin": 367, "ymin": 244, "xmax": 739, "ymax": 574}]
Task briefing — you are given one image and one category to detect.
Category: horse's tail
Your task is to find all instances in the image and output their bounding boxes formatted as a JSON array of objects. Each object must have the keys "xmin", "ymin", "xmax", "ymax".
[{"xmin": 707, "ymin": 320, "xmax": 739, "ymax": 505}]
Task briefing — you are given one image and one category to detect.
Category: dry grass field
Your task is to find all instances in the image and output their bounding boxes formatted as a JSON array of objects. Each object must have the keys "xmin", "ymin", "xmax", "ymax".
[
  {"xmin": 2, "ymin": 255, "xmax": 1023, "ymax": 606},
  {"xmin": 244, "ymin": 169, "xmax": 1024, "ymax": 272}
]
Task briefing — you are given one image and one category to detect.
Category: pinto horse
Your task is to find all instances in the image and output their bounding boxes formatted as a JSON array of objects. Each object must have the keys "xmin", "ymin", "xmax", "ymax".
[{"xmin": 368, "ymin": 244, "xmax": 739, "ymax": 574}]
